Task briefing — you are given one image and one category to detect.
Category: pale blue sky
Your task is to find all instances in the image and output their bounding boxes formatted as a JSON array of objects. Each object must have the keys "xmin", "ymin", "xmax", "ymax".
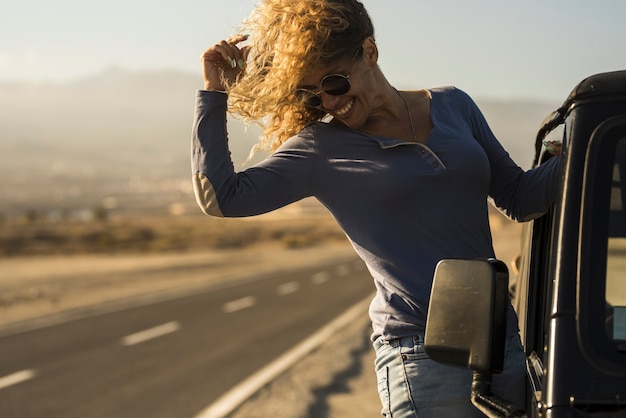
[{"xmin": 2, "ymin": 0, "xmax": 625, "ymax": 101}]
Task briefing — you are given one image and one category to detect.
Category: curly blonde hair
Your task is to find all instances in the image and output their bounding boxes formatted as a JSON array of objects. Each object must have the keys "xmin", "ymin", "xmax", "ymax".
[{"xmin": 225, "ymin": 0, "xmax": 374, "ymax": 153}]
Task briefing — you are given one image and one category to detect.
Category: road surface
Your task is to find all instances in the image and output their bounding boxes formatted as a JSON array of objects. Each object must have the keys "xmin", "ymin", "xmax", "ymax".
[{"xmin": 0, "ymin": 257, "xmax": 374, "ymax": 418}]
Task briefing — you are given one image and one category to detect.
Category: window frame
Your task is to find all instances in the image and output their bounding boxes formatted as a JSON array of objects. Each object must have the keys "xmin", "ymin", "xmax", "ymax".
[{"xmin": 578, "ymin": 114, "xmax": 626, "ymax": 373}]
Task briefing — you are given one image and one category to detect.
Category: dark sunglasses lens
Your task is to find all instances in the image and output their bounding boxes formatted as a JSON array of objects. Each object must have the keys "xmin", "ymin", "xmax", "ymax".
[
  {"xmin": 321, "ymin": 75, "xmax": 350, "ymax": 95},
  {"xmin": 295, "ymin": 89, "xmax": 322, "ymax": 107}
]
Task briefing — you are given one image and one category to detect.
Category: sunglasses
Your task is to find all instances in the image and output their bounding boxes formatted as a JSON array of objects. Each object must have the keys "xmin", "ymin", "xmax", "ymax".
[
  {"xmin": 295, "ymin": 47, "xmax": 364, "ymax": 108},
  {"xmin": 295, "ymin": 74, "xmax": 352, "ymax": 107}
]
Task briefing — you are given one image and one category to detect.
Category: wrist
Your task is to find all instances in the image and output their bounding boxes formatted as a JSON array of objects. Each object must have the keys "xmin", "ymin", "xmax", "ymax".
[
  {"xmin": 204, "ymin": 86, "xmax": 228, "ymax": 94},
  {"xmin": 205, "ymin": 88, "xmax": 227, "ymax": 94},
  {"xmin": 203, "ymin": 77, "xmax": 226, "ymax": 92}
]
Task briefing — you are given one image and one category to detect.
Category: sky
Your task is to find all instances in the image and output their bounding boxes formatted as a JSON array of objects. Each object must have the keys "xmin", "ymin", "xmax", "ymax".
[{"xmin": 2, "ymin": 0, "xmax": 625, "ymax": 102}]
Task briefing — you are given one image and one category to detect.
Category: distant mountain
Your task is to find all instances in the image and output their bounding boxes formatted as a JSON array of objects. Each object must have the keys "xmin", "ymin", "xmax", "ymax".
[
  {"xmin": 0, "ymin": 68, "xmax": 559, "ymax": 213},
  {"xmin": 0, "ymin": 67, "xmax": 261, "ymax": 179}
]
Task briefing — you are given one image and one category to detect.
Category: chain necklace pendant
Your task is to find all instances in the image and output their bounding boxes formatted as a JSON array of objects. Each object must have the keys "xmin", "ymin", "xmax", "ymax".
[{"xmin": 395, "ymin": 88, "xmax": 418, "ymax": 142}]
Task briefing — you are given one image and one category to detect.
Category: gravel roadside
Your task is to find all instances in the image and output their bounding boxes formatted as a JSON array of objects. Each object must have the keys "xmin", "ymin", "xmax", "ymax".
[{"xmin": 227, "ymin": 309, "xmax": 379, "ymax": 418}]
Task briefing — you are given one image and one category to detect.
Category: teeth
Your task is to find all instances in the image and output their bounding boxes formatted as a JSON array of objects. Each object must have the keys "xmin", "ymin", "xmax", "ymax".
[{"xmin": 335, "ymin": 99, "xmax": 353, "ymax": 116}]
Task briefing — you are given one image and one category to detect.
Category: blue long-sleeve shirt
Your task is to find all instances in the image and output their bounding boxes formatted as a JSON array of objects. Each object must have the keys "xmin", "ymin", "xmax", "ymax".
[{"xmin": 192, "ymin": 86, "xmax": 562, "ymax": 341}]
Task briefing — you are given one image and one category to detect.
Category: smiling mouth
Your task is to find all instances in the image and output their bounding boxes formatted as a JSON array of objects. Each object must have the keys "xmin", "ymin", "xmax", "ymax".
[{"xmin": 334, "ymin": 98, "xmax": 354, "ymax": 117}]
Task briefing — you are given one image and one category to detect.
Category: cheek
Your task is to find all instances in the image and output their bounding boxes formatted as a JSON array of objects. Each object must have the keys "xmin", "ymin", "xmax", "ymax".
[
  {"xmin": 352, "ymin": 74, "xmax": 376, "ymax": 102},
  {"xmin": 353, "ymin": 89, "xmax": 373, "ymax": 116}
]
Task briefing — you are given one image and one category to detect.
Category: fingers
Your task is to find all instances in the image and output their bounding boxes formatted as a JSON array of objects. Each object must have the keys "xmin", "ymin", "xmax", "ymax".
[
  {"xmin": 543, "ymin": 140, "xmax": 562, "ymax": 156},
  {"xmin": 227, "ymin": 34, "xmax": 249, "ymax": 44},
  {"xmin": 219, "ymin": 41, "xmax": 246, "ymax": 69},
  {"xmin": 201, "ymin": 35, "xmax": 250, "ymax": 90},
  {"xmin": 203, "ymin": 35, "xmax": 249, "ymax": 69}
]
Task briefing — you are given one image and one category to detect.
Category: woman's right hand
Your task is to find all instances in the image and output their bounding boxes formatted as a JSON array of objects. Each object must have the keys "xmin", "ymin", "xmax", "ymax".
[{"xmin": 201, "ymin": 34, "xmax": 250, "ymax": 91}]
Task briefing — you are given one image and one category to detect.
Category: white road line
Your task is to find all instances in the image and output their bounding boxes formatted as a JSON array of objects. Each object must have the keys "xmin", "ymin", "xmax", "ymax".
[
  {"xmin": 222, "ymin": 296, "xmax": 256, "ymax": 313},
  {"xmin": 192, "ymin": 293, "xmax": 374, "ymax": 418},
  {"xmin": 311, "ymin": 271, "xmax": 330, "ymax": 285},
  {"xmin": 277, "ymin": 282, "xmax": 299, "ymax": 295},
  {"xmin": 121, "ymin": 321, "xmax": 180, "ymax": 346},
  {"xmin": 0, "ymin": 369, "xmax": 37, "ymax": 390},
  {"xmin": 335, "ymin": 264, "xmax": 351, "ymax": 276}
]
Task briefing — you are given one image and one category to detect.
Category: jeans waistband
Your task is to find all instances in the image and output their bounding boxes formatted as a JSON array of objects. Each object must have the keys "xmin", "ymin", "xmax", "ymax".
[{"xmin": 373, "ymin": 334, "xmax": 425, "ymax": 350}]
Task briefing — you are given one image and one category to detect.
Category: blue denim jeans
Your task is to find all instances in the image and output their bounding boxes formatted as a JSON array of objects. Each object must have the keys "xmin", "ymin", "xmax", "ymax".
[{"xmin": 373, "ymin": 333, "xmax": 526, "ymax": 418}]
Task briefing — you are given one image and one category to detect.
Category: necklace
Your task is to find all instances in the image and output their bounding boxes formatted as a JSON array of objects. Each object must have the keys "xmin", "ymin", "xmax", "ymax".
[{"xmin": 396, "ymin": 89, "xmax": 418, "ymax": 142}]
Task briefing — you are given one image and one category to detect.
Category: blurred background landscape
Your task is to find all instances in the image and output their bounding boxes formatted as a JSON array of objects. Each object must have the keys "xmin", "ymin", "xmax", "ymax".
[
  {"xmin": 0, "ymin": 67, "xmax": 555, "ymax": 257},
  {"xmin": 0, "ymin": 67, "xmax": 556, "ymax": 258}
]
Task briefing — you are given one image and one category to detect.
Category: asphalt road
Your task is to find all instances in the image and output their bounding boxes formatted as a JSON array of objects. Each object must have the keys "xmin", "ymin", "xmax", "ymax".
[{"xmin": 0, "ymin": 256, "xmax": 373, "ymax": 418}]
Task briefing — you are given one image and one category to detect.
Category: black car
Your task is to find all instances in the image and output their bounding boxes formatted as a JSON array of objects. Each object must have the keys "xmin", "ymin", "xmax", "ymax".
[{"xmin": 425, "ymin": 70, "xmax": 626, "ymax": 418}]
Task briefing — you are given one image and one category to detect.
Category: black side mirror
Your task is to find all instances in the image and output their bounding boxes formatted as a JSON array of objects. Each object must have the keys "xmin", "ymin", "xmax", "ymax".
[
  {"xmin": 425, "ymin": 259, "xmax": 526, "ymax": 417},
  {"xmin": 425, "ymin": 258, "xmax": 509, "ymax": 372}
]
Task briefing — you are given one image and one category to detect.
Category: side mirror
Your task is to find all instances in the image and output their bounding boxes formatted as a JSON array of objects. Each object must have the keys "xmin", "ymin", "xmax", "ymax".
[
  {"xmin": 425, "ymin": 259, "xmax": 526, "ymax": 417},
  {"xmin": 425, "ymin": 258, "xmax": 509, "ymax": 373}
]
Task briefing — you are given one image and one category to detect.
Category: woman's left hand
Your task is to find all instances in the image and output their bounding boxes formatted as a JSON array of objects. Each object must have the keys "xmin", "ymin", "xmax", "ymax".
[{"xmin": 543, "ymin": 140, "xmax": 562, "ymax": 156}]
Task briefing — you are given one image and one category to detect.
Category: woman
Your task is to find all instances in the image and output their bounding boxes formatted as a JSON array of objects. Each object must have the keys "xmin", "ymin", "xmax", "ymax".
[{"xmin": 193, "ymin": 0, "xmax": 562, "ymax": 416}]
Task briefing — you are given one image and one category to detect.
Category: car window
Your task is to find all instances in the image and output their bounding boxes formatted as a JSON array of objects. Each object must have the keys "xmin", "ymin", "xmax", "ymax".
[{"xmin": 606, "ymin": 138, "xmax": 626, "ymax": 341}]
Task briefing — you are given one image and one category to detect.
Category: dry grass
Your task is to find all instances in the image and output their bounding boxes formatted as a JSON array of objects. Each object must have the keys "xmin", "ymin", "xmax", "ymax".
[
  {"xmin": 0, "ymin": 202, "xmax": 518, "ymax": 258},
  {"xmin": 0, "ymin": 213, "xmax": 348, "ymax": 258}
]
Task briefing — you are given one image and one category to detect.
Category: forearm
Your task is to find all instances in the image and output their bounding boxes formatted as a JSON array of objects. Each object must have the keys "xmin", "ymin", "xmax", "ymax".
[
  {"xmin": 191, "ymin": 90, "xmax": 314, "ymax": 218},
  {"xmin": 491, "ymin": 154, "xmax": 563, "ymax": 222},
  {"xmin": 191, "ymin": 90, "xmax": 236, "ymax": 217}
]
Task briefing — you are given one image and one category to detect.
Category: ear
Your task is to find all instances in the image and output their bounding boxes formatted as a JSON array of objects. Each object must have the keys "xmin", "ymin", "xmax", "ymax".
[{"xmin": 362, "ymin": 37, "xmax": 378, "ymax": 65}]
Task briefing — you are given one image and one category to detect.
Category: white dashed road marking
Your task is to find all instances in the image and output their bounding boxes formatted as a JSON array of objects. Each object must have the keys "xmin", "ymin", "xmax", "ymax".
[
  {"xmin": 121, "ymin": 321, "xmax": 181, "ymax": 346},
  {"xmin": 277, "ymin": 282, "xmax": 299, "ymax": 295},
  {"xmin": 222, "ymin": 296, "xmax": 256, "ymax": 313},
  {"xmin": 311, "ymin": 271, "xmax": 330, "ymax": 285},
  {"xmin": 335, "ymin": 264, "xmax": 351, "ymax": 276},
  {"xmin": 0, "ymin": 369, "xmax": 37, "ymax": 390}
]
